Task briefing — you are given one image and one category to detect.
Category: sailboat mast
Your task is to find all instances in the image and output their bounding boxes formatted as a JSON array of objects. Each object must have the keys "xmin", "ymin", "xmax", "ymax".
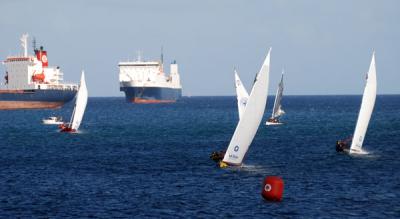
[
  {"xmin": 69, "ymin": 103, "xmax": 77, "ymax": 128},
  {"xmin": 68, "ymin": 82, "xmax": 81, "ymax": 128},
  {"xmin": 271, "ymin": 86, "xmax": 279, "ymax": 118},
  {"xmin": 271, "ymin": 71, "xmax": 284, "ymax": 118}
]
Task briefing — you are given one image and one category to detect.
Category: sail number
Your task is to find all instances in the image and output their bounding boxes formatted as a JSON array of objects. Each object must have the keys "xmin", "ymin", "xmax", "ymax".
[{"xmin": 229, "ymin": 154, "xmax": 239, "ymax": 159}]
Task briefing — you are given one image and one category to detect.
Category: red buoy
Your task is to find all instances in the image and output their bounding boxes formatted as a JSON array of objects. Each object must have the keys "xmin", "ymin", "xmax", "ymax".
[{"xmin": 261, "ymin": 176, "xmax": 284, "ymax": 201}]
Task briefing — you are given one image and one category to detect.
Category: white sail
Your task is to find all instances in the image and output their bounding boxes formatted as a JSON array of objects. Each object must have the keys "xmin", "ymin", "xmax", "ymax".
[
  {"xmin": 234, "ymin": 69, "xmax": 249, "ymax": 120},
  {"xmin": 350, "ymin": 52, "xmax": 377, "ymax": 153},
  {"xmin": 223, "ymin": 48, "xmax": 271, "ymax": 165},
  {"xmin": 271, "ymin": 72, "xmax": 285, "ymax": 119},
  {"xmin": 69, "ymin": 71, "xmax": 88, "ymax": 131}
]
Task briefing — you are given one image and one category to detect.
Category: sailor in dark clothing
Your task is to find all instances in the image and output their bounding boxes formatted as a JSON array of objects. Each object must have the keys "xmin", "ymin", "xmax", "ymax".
[
  {"xmin": 210, "ymin": 151, "xmax": 225, "ymax": 162},
  {"xmin": 336, "ymin": 140, "xmax": 349, "ymax": 152},
  {"xmin": 267, "ymin": 118, "xmax": 279, "ymax": 123}
]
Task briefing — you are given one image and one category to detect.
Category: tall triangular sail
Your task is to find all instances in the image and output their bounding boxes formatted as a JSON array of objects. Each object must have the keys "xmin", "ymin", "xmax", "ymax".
[
  {"xmin": 350, "ymin": 52, "xmax": 377, "ymax": 153},
  {"xmin": 69, "ymin": 71, "xmax": 88, "ymax": 131},
  {"xmin": 234, "ymin": 69, "xmax": 249, "ymax": 120},
  {"xmin": 271, "ymin": 72, "xmax": 285, "ymax": 119},
  {"xmin": 223, "ymin": 49, "xmax": 271, "ymax": 166}
]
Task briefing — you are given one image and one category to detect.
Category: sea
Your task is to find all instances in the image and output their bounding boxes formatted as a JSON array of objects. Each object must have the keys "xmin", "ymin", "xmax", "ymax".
[{"xmin": 0, "ymin": 95, "xmax": 399, "ymax": 218}]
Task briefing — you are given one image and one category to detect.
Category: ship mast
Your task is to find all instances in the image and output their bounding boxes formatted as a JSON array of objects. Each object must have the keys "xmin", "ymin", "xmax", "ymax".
[
  {"xmin": 32, "ymin": 37, "xmax": 37, "ymax": 51},
  {"xmin": 136, "ymin": 50, "xmax": 142, "ymax": 62},
  {"xmin": 20, "ymin": 33, "xmax": 29, "ymax": 57},
  {"xmin": 160, "ymin": 46, "xmax": 164, "ymax": 72}
]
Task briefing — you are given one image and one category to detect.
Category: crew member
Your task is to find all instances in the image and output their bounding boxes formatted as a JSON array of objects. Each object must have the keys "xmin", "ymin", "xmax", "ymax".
[
  {"xmin": 210, "ymin": 151, "xmax": 225, "ymax": 162},
  {"xmin": 267, "ymin": 118, "xmax": 279, "ymax": 123},
  {"xmin": 336, "ymin": 140, "xmax": 349, "ymax": 152}
]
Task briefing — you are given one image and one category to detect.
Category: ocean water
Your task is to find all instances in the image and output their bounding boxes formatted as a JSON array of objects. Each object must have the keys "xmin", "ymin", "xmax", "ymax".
[{"xmin": 0, "ymin": 96, "xmax": 399, "ymax": 218}]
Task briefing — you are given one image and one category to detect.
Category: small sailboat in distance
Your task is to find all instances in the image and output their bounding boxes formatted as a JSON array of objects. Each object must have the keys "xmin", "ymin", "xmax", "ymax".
[
  {"xmin": 234, "ymin": 69, "xmax": 249, "ymax": 120},
  {"xmin": 59, "ymin": 71, "xmax": 88, "ymax": 133},
  {"xmin": 210, "ymin": 48, "xmax": 271, "ymax": 167},
  {"xmin": 336, "ymin": 52, "xmax": 377, "ymax": 154},
  {"xmin": 266, "ymin": 71, "xmax": 285, "ymax": 125}
]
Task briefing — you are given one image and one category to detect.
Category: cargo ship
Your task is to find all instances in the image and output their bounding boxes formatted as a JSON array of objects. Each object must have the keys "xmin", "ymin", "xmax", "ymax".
[
  {"xmin": 118, "ymin": 52, "xmax": 182, "ymax": 103},
  {"xmin": 1, "ymin": 34, "xmax": 78, "ymax": 110}
]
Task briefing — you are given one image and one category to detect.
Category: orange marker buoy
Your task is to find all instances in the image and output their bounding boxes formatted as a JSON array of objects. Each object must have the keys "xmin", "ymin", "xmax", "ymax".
[{"xmin": 261, "ymin": 176, "xmax": 284, "ymax": 201}]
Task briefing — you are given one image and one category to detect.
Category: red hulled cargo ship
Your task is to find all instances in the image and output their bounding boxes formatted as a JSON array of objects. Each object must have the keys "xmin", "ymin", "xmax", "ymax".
[{"xmin": 1, "ymin": 34, "xmax": 78, "ymax": 110}]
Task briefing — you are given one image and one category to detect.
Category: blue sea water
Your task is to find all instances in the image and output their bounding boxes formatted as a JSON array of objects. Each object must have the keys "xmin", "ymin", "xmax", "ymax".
[{"xmin": 0, "ymin": 96, "xmax": 399, "ymax": 218}]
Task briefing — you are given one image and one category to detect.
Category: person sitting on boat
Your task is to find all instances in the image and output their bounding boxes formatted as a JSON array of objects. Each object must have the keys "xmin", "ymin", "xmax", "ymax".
[
  {"xmin": 210, "ymin": 151, "xmax": 225, "ymax": 162},
  {"xmin": 58, "ymin": 123, "xmax": 65, "ymax": 130},
  {"xmin": 58, "ymin": 123, "xmax": 72, "ymax": 132},
  {"xmin": 336, "ymin": 140, "xmax": 349, "ymax": 152},
  {"xmin": 267, "ymin": 117, "xmax": 279, "ymax": 123}
]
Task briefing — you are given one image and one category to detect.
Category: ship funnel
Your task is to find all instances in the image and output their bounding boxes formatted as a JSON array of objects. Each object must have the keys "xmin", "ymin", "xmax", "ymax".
[
  {"xmin": 170, "ymin": 61, "xmax": 178, "ymax": 75},
  {"xmin": 35, "ymin": 46, "xmax": 48, "ymax": 67}
]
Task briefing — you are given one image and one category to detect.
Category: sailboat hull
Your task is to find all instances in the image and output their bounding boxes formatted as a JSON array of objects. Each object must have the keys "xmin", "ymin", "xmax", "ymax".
[
  {"xmin": 266, "ymin": 122, "xmax": 283, "ymax": 126},
  {"xmin": 349, "ymin": 149, "xmax": 368, "ymax": 155},
  {"xmin": 60, "ymin": 127, "xmax": 76, "ymax": 133},
  {"xmin": 220, "ymin": 161, "xmax": 242, "ymax": 168}
]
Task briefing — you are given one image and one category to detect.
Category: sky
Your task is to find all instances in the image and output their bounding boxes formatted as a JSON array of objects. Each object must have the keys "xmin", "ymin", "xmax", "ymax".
[{"xmin": 0, "ymin": 0, "xmax": 399, "ymax": 96}]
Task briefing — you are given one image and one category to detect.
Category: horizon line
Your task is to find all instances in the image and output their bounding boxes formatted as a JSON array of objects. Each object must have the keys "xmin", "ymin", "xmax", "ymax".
[{"xmin": 88, "ymin": 93, "xmax": 400, "ymax": 98}]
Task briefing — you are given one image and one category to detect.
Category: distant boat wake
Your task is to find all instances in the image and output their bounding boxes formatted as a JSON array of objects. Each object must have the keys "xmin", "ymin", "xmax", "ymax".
[
  {"xmin": 349, "ymin": 149, "xmax": 377, "ymax": 158},
  {"xmin": 220, "ymin": 163, "xmax": 270, "ymax": 174}
]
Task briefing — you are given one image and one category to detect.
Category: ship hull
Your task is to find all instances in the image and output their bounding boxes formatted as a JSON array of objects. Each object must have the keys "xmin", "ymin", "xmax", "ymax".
[
  {"xmin": 0, "ymin": 89, "xmax": 77, "ymax": 110},
  {"xmin": 120, "ymin": 86, "xmax": 182, "ymax": 103}
]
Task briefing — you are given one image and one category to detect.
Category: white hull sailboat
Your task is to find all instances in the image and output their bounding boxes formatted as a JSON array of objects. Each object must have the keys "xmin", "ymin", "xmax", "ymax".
[
  {"xmin": 266, "ymin": 71, "xmax": 285, "ymax": 125},
  {"xmin": 265, "ymin": 121, "xmax": 283, "ymax": 126},
  {"xmin": 336, "ymin": 52, "xmax": 377, "ymax": 154},
  {"xmin": 219, "ymin": 48, "xmax": 271, "ymax": 168},
  {"xmin": 60, "ymin": 71, "xmax": 88, "ymax": 133}
]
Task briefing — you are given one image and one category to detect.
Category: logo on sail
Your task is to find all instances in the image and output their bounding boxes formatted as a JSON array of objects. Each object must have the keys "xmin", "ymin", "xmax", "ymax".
[
  {"xmin": 240, "ymin": 98, "xmax": 247, "ymax": 106},
  {"xmin": 236, "ymin": 79, "xmax": 241, "ymax": 86}
]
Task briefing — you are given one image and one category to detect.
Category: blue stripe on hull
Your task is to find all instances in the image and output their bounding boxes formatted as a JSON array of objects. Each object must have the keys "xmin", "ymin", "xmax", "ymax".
[
  {"xmin": 120, "ymin": 87, "xmax": 182, "ymax": 102},
  {"xmin": 0, "ymin": 89, "xmax": 77, "ymax": 102}
]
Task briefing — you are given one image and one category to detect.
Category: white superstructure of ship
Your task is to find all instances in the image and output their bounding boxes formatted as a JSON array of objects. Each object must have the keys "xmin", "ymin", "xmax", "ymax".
[
  {"xmin": 1, "ymin": 34, "xmax": 78, "ymax": 109},
  {"xmin": 118, "ymin": 51, "xmax": 182, "ymax": 103}
]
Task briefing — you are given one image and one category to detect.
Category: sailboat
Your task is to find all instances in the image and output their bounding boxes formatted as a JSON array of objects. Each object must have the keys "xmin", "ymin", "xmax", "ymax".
[
  {"xmin": 60, "ymin": 71, "xmax": 88, "ymax": 133},
  {"xmin": 336, "ymin": 52, "xmax": 377, "ymax": 154},
  {"xmin": 266, "ymin": 71, "xmax": 285, "ymax": 125},
  {"xmin": 234, "ymin": 69, "xmax": 249, "ymax": 120},
  {"xmin": 212, "ymin": 48, "xmax": 271, "ymax": 168}
]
